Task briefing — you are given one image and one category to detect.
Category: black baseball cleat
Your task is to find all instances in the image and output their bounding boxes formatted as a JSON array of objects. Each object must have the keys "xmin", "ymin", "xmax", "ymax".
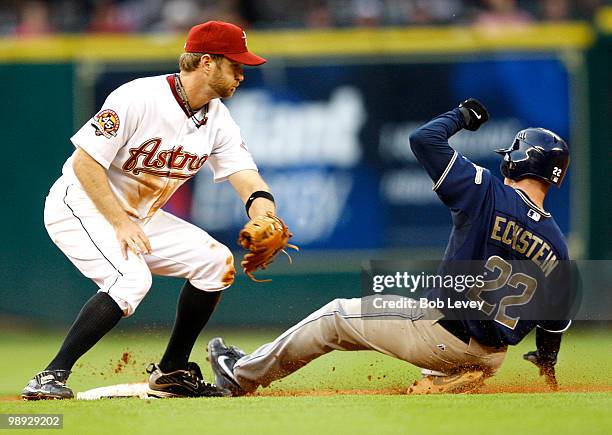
[
  {"xmin": 207, "ymin": 337, "xmax": 247, "ymax": 396},
  {"xmin": 21, "ymin": 370, "xmax": 74, "ymax": 400},
  {"xmin": 147, "ymin": 362, "xmax": 230, "ymax": 398}
]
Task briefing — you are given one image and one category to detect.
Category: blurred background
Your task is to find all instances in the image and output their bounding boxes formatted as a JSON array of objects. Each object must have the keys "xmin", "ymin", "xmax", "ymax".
[
  {"xmin": 1, "ymin": 0, "xmax": 611, "ymax": 330},
  {"xmin": 0, "ymin": 0, "xmax": 608, "ymax": 34}
]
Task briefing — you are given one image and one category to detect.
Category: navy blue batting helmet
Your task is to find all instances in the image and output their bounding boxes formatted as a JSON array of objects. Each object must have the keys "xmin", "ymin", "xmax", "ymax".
[{"xmin": 495, "ymin": 128, "xmax": 570, "ymax": 187}]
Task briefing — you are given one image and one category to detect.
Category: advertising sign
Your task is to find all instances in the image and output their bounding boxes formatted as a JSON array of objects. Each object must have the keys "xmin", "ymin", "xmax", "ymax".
[{"xmin": 94, "ymin": 56, "xmax": 571, "ymax": 250}]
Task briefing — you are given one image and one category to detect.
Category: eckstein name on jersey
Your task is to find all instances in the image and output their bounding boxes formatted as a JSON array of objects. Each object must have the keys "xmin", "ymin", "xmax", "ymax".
[{"xmin": 490, "ymin": 215, "xmax": 559, "ymax": 276}]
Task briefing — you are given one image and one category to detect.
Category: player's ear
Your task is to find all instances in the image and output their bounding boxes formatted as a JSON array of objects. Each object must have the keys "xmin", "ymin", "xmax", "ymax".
[{"xmin": 199, "ymin": 54, "xmax": 214, "ymax": 72}]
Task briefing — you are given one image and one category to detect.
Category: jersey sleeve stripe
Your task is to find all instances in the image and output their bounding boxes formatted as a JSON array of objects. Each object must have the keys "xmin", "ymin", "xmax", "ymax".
[
  {"xmin": 536, "ymin": 320, "xmax": 572, "ymax": 333},
  {"xmin": 432, "ymin": 150, "xmax": 458, "ymax": 192}
]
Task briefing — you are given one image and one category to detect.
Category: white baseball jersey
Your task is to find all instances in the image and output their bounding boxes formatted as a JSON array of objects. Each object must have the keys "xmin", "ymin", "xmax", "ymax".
[
  {"xmin": 44, "ymin": 73, "xmax": 254, "ymax": 314},
  {"xmin": 63, "ymin": 74, "xmax": 257, "ymax": 221}
]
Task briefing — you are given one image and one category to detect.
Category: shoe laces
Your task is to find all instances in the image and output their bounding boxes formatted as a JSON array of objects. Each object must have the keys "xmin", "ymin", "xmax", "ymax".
[
  {"xmin": 200, "ymin": 379, "xmax": 218, "ymax": 389},
  {"xmin": 185, "ymin": 369, "xmax": 205, "ymax": 388},
  {"xmin": 147, "ymin": 362, "xmax": 219, "ymax": 390},
  {"xmin": 186, "ymin": 365, "xmax": 218, "ymax": 389},
  {"xmin": 186, "ymin": 371, "xmax": 218, "ymax": 391},
  {"xmin": 227, "ymin": 345, "xmax": 245, "ymax": 360},
  {"xmin": 36, "ymin": 370, "xmax": 70, "ymax": 385}
]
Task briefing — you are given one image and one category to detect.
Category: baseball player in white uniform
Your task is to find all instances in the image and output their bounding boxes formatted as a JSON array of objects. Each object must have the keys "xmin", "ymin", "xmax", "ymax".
[{"xmin": 22, "ymin": 21, "xmax": 276, "ymax": 399}]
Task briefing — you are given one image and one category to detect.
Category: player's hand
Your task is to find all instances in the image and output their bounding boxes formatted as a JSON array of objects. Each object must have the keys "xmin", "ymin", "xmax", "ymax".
[
  {"xmin": 523, "ymin": 350, "xmax": 559, "ymax": 391},
  {"xmin": 115, "ymin": 220, "xmax": 151, "ymax": 260},
  {"xmin": 458, "ymin": 98, "xmax": 489, "ymax": 131}
]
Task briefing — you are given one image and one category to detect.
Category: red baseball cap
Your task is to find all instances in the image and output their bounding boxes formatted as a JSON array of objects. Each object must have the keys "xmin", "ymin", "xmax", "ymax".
[{"xmin": 184, "ymin": 21, "xmax": 266, "ymax": 66}]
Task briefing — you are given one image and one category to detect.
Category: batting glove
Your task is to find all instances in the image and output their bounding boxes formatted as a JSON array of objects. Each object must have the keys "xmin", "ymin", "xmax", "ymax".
[
  {"xmin": 458, "ymin": 98, "xmax": 489, "ymax": 131},
  {"xmin": 523, "ymin": 350, "xmax": 559, "ymax": 391}
]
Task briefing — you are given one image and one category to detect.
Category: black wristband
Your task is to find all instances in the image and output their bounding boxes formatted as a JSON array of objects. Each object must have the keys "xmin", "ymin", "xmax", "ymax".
[{"xmin": 245, "ymin": 191, "xmax": 275, "ymax": 217}]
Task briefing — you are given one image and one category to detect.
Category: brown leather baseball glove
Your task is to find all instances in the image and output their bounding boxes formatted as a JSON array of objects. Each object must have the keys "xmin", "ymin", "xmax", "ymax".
[{"xmin": 238, "ymin": 212, "xmax": 298, "ymax": 282}]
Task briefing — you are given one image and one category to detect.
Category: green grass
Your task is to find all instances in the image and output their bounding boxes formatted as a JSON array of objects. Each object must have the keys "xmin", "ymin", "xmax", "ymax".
[{"xmin": 0, "ymin": 328, "xmax": 610, "ymax": 434}]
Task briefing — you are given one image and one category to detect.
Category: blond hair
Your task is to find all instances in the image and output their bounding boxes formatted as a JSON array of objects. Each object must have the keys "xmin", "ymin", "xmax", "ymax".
[{"xmin": 179, "ymin": 53, "xmax": 225, "ymax": 72}]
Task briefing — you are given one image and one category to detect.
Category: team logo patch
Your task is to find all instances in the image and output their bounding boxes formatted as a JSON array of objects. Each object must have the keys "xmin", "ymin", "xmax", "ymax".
[{"xmin": 91, "ymin": 109, "xmax": 120, "ymax": 138}]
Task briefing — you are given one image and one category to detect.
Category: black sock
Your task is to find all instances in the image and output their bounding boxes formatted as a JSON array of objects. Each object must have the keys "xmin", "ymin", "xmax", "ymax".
[
  {"xmin": 46, "ymin": 292, "xmax": 123, "ymax": 371},
  {"xmin": 158, "ymin": 281, "xmax": 221, "ymax": 372}
]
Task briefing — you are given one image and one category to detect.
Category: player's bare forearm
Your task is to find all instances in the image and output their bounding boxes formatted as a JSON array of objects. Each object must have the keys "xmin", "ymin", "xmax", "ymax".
[
  {"xmin": 72, "ymin": 148, "xmax": 151, "ymax": 258},
  {"xmin": 73, "ymin": 148, "xmax": 132, "ymax": 227},
  {"xmin": 228, "ymin": 169, "xmax": 276, "ymax": 218}
]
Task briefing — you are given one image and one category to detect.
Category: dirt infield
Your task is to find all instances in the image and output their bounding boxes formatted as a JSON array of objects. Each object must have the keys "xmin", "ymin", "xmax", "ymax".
[
  {"xmin": 2, "ymin": 383, "xmax": 610, "ymax": 402},
  {"xmin": 252, "ymin": 384, "xmax": 612, "ymax": 397},
  {"xmin": 0, "ymin": 395, "xmax": 24, "ymax": 401}
]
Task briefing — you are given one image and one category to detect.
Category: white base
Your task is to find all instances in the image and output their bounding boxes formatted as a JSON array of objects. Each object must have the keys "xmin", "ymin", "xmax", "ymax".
[{"xmin": 76, "ymin": 382, "xmax": 151, "ymax": 400}]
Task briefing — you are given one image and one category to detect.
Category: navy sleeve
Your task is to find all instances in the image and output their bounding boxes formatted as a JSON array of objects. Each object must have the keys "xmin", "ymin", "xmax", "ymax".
[
  {"xmin": 409, "ymin": 109, "xmax": 463, "ymax": 181},
  {"xmin": 409, "ymin": 108, "xmax": 493, "ymax": 216},
  {"xmin": 537, "ymin": 250, "xmax": 572, "ymax": 334}
]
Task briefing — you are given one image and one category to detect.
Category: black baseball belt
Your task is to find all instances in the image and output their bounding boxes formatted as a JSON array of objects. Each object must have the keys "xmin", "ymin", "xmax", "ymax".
[{"xmin": 438, "ymin": 319, "xmax": 471, "ymax": 344}]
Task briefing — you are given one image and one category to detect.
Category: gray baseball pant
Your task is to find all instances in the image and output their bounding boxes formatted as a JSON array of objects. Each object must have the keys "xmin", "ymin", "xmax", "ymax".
[{"xmin": 233, "ymin": 296, "xmax": 507, "ymax": 392}]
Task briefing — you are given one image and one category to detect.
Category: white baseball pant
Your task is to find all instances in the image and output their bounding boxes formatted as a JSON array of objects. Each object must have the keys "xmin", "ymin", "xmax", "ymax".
[{"xmin": 44, "ymin": 177, "xmax": 235, "ymax": 316}]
